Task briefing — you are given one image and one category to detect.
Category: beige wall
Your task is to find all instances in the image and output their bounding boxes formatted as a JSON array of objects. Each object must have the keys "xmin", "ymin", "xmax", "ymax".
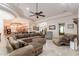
[
  {"xmin": 36, "ymin": 12, "xmax": 77, "ymax": 38},
  {"xmin": 78, "ymin": 9, "xmax": 79, "ymax": 44}
]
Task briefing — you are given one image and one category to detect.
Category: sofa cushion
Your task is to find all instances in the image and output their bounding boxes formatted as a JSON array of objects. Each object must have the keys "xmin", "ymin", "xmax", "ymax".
[
  {"xmin": 8, "ymin": 45, "xmax": 34, "ymax": 56},
  {"xmin": 16, "ymin": 34, "xmax": 24, "ymax": 39},
  {"xmin": 53, "ymin": 34, "xmax": 77, "ymax": 46},
  {"xmin": 32, "ymin": 37, "xmax": 46, "ymax": 45},
  {"xmin": 22, "ymin": 38, "xmax": 32, "ymax": 43},
  {"xmin": 6, "ymin": 37, "xmax": 14, "ymax": 53},
  {"xmin": 18, "ymin": 40, "xmax": 28, "ymax": 48},
  {"xmin": 9, "ymin": 37, "xmax": 29, "ymax": 49},
  {"xmin": 9, "ymin": 37, "xmax": 19, "ymax": 50}
]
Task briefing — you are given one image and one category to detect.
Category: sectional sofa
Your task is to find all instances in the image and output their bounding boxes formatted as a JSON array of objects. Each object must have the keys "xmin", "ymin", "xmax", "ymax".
[
  {"xmin": 53, "ymin": 34, "xmax": 77, "ymax": 46},
  {"xmin": 6, "ymin": 32, "xmax": 46, "ymax": 56}
]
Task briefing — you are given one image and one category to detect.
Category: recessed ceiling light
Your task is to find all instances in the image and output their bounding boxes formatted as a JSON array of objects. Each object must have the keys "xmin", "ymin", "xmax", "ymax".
[{"xmin": 26, "ymin": 8, "xmax": 30, "ymax": 11}]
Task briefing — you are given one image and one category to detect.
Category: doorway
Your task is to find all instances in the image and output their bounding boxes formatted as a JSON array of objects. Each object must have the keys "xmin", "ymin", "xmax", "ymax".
[{"xmin": 59, "ymin": 23, "xmax": 65, "ymax": 35}]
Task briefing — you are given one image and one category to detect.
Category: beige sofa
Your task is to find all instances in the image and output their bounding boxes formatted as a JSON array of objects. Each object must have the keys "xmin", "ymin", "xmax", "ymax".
[
  {"xmin": 53, "ymin": 34, "xmax": 77, "ymax": 46},
  {"xmin": 6, "ymin": 32, "xmax": 46, "ymax": 56},
  {"xmin": 8, "ymin": 45, "xmax": 34, "ymax": 56}
]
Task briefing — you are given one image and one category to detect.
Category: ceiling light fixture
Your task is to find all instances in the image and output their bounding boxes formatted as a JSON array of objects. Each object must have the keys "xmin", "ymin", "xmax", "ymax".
[{"xmin": 29, "ymin": 3, "xmax": 45, "ymax": 19}]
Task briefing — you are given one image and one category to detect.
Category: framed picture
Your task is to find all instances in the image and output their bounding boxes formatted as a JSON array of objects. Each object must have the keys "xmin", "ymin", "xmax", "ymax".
[
  {"xmin": 49, "ymin": 25, "xmax": 56, "ymax": 30},
  {"xmin": 67, "ymin": 24, "xmax": 74, "ymax": 29},
  {"xmin": 33, "ymin": 26, "xmax": 39, "ymax": 31}
]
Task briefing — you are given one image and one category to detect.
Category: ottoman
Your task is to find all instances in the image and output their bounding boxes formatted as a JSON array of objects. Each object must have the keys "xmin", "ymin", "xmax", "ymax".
[{"xmin": 31, "ymin": 43, "xmax": 43, "ymax": 56}]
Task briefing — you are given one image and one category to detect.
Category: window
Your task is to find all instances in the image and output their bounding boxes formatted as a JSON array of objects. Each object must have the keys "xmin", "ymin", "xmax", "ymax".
[{"xmin": 59, "ymin": 23, "xmax": 65, "ymax": 35}]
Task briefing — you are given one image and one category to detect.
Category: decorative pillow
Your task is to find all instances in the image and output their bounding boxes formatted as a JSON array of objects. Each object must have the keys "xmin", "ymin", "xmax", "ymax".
[
  {"xmin": 18, "ymin": 40, "xmax": 28, "ymax": 48},
  {"xmin": 6, "ymin": 37, "xmax": 14, "ymax": 52},
  {"xmin": 8, "ymin": 37, "xmax": 19, "ymax": 50}
]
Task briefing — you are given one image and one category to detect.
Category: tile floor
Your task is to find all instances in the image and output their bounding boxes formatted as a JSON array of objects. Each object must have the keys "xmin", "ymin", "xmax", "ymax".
[
  {"xmin": 0, "ymin": 40, "xmax": 79, "ymax": 56},
  {"xmin": 0, "ymin": 42, "xmax": 8, "ymax": 56},
  {"xmin": 40, "ymin": 40, "xmax": 79, "ymax": 56}
]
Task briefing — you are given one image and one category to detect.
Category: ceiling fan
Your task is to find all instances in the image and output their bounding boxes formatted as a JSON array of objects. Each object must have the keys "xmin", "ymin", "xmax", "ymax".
[
  {"xmin": 73, "ymin": 18, "xmax": 78, "ymax": 24},
  {"xmin": 30, "ymin": 3, "xmax": 45, "ymax": 18}
]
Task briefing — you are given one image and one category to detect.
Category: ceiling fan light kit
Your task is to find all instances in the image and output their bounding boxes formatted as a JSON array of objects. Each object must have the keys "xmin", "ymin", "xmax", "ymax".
[{"xmin": 30, "ymin": 3, "xmax": 45, "ymax": 18}]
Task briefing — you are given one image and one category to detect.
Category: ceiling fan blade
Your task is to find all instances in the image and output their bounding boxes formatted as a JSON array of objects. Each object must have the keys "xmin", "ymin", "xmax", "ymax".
[
  {"xmin": 39, "ymin": 11, "xmax": 43, "ymax": 14},
  {"xmin": 30, "ymin": 11, "xmax": 35, "ymax": 14},
  {"xmin": 30, "ymin": 15, "xmax": 35, "ymax": 17},
  {"xmin": 39, "ymin": 15, "xmax": 45, "ymax": 17}
]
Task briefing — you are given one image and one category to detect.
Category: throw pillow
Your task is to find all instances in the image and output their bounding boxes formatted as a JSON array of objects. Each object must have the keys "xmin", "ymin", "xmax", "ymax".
[
  {"xmin": 8, "ymin": 37, "xmax": 19, "ymax": 50},
  {"xmin": 18, "ymin": 40, "xmax": 28, "ymax": 48}
]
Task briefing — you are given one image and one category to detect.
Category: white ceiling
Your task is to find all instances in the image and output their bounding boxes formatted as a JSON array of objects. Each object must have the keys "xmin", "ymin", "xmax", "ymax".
[{"xmin": 0, "ymin": 3, "xmax": 79, "ymax": 21}]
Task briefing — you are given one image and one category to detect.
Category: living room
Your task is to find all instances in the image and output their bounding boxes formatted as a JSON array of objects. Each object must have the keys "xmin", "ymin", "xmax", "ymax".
[{"xmin": 0, "ymin": 3, "xmax": 79, "ymax": 56}]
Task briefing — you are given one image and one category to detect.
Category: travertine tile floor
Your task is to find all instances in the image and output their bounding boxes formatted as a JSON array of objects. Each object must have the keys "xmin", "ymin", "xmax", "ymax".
[
  {"xmin": 40, "ymin": 40, "xmax": 79, "ymax": 56},
  {"xmin": 1, "ymin": 40, "xmax": 79, "ymax": 56},
  {"xmin": 0, "ymin": 41, "xmax": 8, "ymax": 56}
]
